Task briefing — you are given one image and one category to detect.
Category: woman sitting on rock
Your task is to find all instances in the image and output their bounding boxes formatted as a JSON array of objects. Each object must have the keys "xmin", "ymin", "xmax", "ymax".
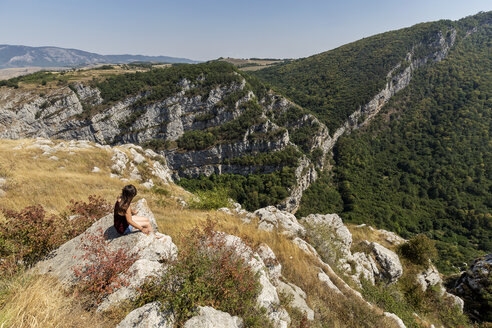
[{"xmin": 114, "ymin": 184, "xmax": 155, "ymax": 236}]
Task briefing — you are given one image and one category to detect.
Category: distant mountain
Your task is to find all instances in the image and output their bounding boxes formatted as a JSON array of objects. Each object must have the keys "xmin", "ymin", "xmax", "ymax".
[{"xmin": 0, "ymin": 45, "xmax": 198, "ymax": 68}]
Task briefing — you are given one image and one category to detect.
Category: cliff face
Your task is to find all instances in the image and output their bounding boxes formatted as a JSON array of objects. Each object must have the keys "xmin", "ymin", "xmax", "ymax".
[{"xmin": 0, "ymin": 28, "xmax": 457, "ymax": 213}]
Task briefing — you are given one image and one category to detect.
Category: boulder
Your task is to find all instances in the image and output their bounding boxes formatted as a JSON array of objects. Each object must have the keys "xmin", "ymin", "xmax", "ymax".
[
  {"xmin": 350, "ymin": 251, "xmax": 379, "ymax": 285},
  {"xmin": 277, "ymin": 281, "xmax": 314, "ymax": 321},
  {"xmin": 318, "ymin": 269, "xmax": 343, "ymax": 295},
  {"xmin": 183, "ymin": 306, "xmax": 243, "ymax": 328},
  {"xmin": 370, "ymin": 242, "xmax": 403, "ymax": 283},
  {"xmin": 257, "ymin": 243, "xmax": 282, "ymax": 284},
  {"xmin": 111, "ymin": 149, "xmax": 129, "ymax": 174},
  {"xmin": 383, "ymin": 312, "xmax": 406, "ymax": 328},
  {"xmin": 130, "ymin": 148, "xmax": 146, "ymax": 164},
  {"xmin": 456, "ymin": 253, "xmax": 492, "ymax": 293},
  {"xmin": 116, "ymin": 302, "xmax": 174, "ymax": 328},
  {"xmin": 254, "ymin": 206, "xmax": 306, "ymax": 237},
  {"xmin": 302, "ymin": 213, "xmax": 352, "ymax": 258},
  {"xmin": 415, "ymin": 265, "xmax": 442, "ymax": 292},
  {"xmin": 220, "ymin": 234, "xmax": 290, "ymax": 328},
  {"xmin": 36, "ymin": 199, "xmax": 177, "ymax": 311}
]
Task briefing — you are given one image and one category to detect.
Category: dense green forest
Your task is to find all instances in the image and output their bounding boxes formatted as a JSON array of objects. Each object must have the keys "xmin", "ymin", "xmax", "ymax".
[
  {"xmin": 297, "ymin": 18, "xmax": 492, "ymax": 273},
  {"xmin": 253, "ymin": 14, "xmax": 491, "ymax": 134}
]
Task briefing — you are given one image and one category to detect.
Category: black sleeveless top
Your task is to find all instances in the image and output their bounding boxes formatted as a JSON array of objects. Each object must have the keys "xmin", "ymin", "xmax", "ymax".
[{"xmin": 114, "ymin": 200, "xmax": 129, "ymax": 235}]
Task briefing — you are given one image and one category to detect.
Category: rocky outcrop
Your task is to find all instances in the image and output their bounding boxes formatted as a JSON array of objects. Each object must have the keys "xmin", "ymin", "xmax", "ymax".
[
  {"xmin": 117, "ymin": 302, "xmax": 174, "ymax": 328},
  {"xmin": 254, "ymin": 206, "xmax": 306, "ymax": 237},
  {"xmin": 36, "ymin": 199, "xmax": 178, "ymax": 311},
  {"xmin": 277, "ymin": 280, "xmax": 314, "ymax": 320},
  {"xmin": 453, "ymin": 253, "xmax": 491, "ymax": 317},
  {"xmin": 369, "ymin": 242, "xmax": 403, "ymax": 284},
  {"xmin": 220, "ymin": 233, "xmax": 291, "ymax": 328},
  {"xmin": 416, "ymin": 265, "xmax": 442, "ymax": 292},
  {"xmin": 183, "ymin": 306, "xmax": 243, "ymax": 328},
  {"xmin": 384, "ymin": 312, "xmax": 406, "ymax": 328}
]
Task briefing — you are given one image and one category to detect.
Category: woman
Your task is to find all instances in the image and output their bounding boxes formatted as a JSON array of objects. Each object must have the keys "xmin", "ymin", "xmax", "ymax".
[{"xmin": 114, "ymin": 184, "xmax": 154, "ymax": 236}]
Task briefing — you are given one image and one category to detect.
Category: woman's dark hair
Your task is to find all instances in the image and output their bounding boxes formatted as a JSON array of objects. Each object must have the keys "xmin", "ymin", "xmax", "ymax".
[{"xmin": 118, "ymin": 184, "xmax": 137, "ymax": 211}]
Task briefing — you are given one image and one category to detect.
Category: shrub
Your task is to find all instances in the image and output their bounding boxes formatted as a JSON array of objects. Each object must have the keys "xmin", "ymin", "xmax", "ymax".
[
  {"xmin": 0, "ymin": 195, "xmax": 111, "ymax": 277},
  {"xmin": 189, "ymin": 188, "xmax": 230, "ymax": 210},
  {"xmin": 137, "ymin": 219, "xmax": 270, "ymax": 327},
  {"xmin": 73, "ymin": 228, "xmax": 138, "ymax": 304},
  {"xmin": 177, "ymin": 130, "xmax": 217, "ymax": 151},
  {"xmin": 399, "ymin": 234, "xmax": 438, "ymax": 267},
  {"xmin": 0, "ymin": 205, "xmax": 59, "ymax": 274}
]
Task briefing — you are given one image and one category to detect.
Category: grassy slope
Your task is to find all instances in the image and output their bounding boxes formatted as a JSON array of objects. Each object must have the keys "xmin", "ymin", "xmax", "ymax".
[{"xmin": 0, "ymin": 139, "xmax": 399, "ymax": 328}]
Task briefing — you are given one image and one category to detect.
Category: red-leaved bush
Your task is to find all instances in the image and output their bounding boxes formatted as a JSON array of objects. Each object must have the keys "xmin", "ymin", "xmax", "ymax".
[
  {"xmin": 64, "ymin": 195, "xmax": 112, "ymax": 239},
  {"xmin": 73, "ymin": 227, "xmax": 138, "ymax": 304},
  {"xmin": 137, "ymin": 219, "xmax": 270, "ymax": 327},
  {"xmin": 0, "ymin": 195, "xmax": 111, "ymax": 277},
  {"xmin": 0, "ymin": 205, "xmax": 59, "ymax": 276}
]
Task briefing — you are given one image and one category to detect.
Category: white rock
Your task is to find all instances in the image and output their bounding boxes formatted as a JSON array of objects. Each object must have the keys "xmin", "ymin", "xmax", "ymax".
[
  {"xmin": 0, "ymin": 178, "xmax": 6, "ymax": 187},
  {"xmin": 293, "ymin": 237, "xmax": 319, "ymax": 257},
  {"xmin": 277, "ymin": 281, "xmax": 314, "ymax": 320},
  {"xmin": 49, "ymin": 155, "xmax": 59, "ymax": 161},
  {"xmin": 257, "ymin": 243, "xmax": 282, "ymax": 283},
  {"xmin": 142, "ymin": 179, "xmax": 154, "ymax": 189},
  {"xmin": 151, "ymin": 161, "xmax": 172, "ymax": 184},
  {"xmin": 254, "ymin": 206, "xmax": 306, "ymax": 237},
  {"xmin": 98, "ymin": 259, "xmax": 164, "ymax": 311},
  {"xmin": 378, "ymin": 229, "xmax": 406, "ymax": 246},
  {"xmin": 416, "ymin": 265, "xmax": 442, "ymax": 292},
  {"xmin": 110, "ymin": 173, "xmax": 119, "ymax": 179},
  {"xmin": 444, "ymin": 292, "xmax": 464, "ymax": 313},
  {"xmin": 350, "ymin": 251, "xmax": 379, "ymax": 285},
  {"xmin": 219, "ymin": 234, "xmax": 289, "ymax": 327},
  {"xmin": 111, "ymin": 149, "xmax": 129, "ymax": 175},
  {"xmin": 318, "ymin": 270, "xmax": 342, "ymax": 295},
  {"xmin": 130, "ymin": 148, "xmax": 146, "ymax": 164},
  {"xmin": 218, "ymin": 207, "xmax": 232, "ymax": 215},
  {"xmin": 370, "ymin": 242, "xmax": 403, "ymax": 283},
  {"xmin": 116, "ymin": 302, "xmax": 174, "ymax": 328},
  {"xmin": 302, "ymin": 213, "xmax": 352, "ymax": 257},
  {"xmin": 144, "ymin": 149, "xmax": 159, "ymax": 158},
  {"xmin": 129, "ymin": 164, "xmax": 141, "ymax": 181},
  {"xmin": 183, "ymin": 306, "xmax": 243, "ymax": 328},
  {"xmin": 384, "ymin": 312, "xmax": 406, "ymax": 328},
  {"xmin": 92, "ymin": 166, "xmax": 101, "ymax": 173}
]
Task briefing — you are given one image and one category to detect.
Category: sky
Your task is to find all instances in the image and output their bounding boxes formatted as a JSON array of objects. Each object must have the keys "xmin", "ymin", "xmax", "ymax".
[{"xmin": 0, "ymin": 0, "xmax": 490, "ymax": 61}]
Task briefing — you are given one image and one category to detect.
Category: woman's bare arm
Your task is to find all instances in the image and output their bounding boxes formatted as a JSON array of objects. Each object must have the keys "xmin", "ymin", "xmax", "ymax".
[{"xmin": 125, "ymin": 206, "xmax": 147, "ymax": 233}]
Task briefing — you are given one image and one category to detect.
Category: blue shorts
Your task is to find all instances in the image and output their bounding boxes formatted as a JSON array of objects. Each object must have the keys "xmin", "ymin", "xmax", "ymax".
[{"xmin": 123, "ymin": 225, "xmax": 135, "ymax": 235}]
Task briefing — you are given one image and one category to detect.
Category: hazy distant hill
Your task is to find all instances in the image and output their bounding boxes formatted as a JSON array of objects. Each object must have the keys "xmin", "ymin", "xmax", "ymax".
[{"xmin": 0, "ymin": 45, "xmax": 198, "ymax": 68}]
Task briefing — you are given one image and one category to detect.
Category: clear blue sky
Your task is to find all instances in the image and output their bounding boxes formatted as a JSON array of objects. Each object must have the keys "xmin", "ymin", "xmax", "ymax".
[{"xmin": 0, "ymin": 0, "xmax": 490, "ymax": 61}]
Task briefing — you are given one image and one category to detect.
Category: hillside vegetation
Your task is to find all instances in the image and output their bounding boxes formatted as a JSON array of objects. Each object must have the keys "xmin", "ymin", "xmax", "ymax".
[{"xmin": 296, "ymin": 13, "xmax": 492, "ymax": 273}]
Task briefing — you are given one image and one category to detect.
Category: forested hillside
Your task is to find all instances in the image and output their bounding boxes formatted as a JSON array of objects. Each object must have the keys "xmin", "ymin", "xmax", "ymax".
[{"xmin": 295, "ymin": 13, "xmax": 492, "ymax": 273}]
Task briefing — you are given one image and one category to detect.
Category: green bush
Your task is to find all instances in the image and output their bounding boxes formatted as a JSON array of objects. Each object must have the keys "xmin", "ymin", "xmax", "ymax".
[
  {"xmin": 399, "ymin": 234, "xmax": 438, "ymax": 267},
  {"xmin": 136, "ymin": 219, "xmax": 271, "ymax": 327},
  {"xmin": 189, "ymin": 189, "xmax": 230, "ymax": 210},
  {"xmin": 177, "ymin": 130, "xmax": 217, "ymax": 151}
]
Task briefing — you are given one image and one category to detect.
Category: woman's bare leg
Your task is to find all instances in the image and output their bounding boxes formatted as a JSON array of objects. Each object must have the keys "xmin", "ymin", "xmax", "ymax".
[{"xmin": 132, "ymin": 216, "xmax": 153, "ymax": 233}]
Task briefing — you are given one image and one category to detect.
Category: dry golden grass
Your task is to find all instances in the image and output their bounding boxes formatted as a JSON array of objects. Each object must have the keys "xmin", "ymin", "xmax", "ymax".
[
  {"xmin": 0, "ymin": 273, "xmax": 119, "ymax": 328},
  {"xmin": 347, "ymin": 223, "xmax": 398, "ymax": 251},
  {"xmin": 0, "ymin": 139, "xmax": 178, "ymax": 213},
  {"xmin": 0, "ymin": 138, "xmax": 400, "ymax": 327}
]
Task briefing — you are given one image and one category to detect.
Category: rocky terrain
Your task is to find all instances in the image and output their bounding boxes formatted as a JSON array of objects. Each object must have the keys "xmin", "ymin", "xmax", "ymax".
[{"xmin": 0, "ymin": 25, "xmax": 457, "ymax": 213}]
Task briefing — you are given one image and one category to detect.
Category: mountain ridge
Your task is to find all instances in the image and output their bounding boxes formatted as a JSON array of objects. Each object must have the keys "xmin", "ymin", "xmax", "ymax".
[{"xmin": 0, "ymin": 44, "xmax": 198, "ymax": 68}]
